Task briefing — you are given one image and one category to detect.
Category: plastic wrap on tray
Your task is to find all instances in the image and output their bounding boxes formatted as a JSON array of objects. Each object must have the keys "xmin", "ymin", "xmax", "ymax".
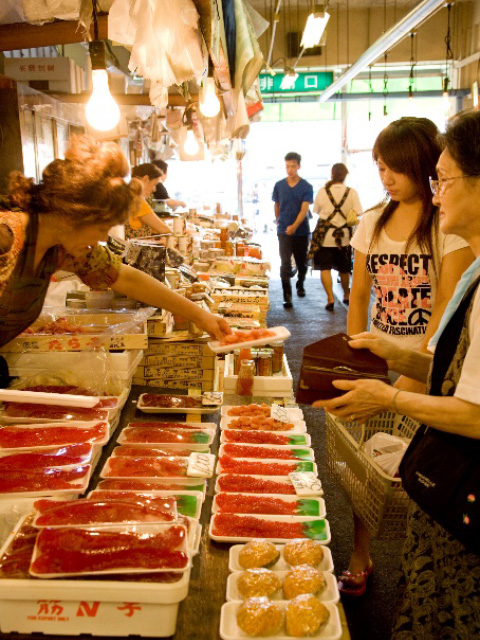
[
  {"xmin": 0, "ymin": 516, "xmax": 38, "ymax": 579},
  {"xmin": 88, "ymin": 491, "xmax": 200, "ymax": 519},
  {"xmin": 221, "ymin": 444, "xmax": 311, "ymax": 460},
  {"xmin": 30, "ymin": 523, "xmax": 190, "ymax": 577},
  {"xmin": 32, "ymin": 497, "xmax": 178, "ymax": 527},
  {"xmin": 1, "ymin": 403, "xmax": 109, "ymax": 422},
  {"xmin": 226, "ymin": 404, "xmax": 272, "ymax": 417},
  {"xmin": 102, "ymin": 456, "xmax": 189, "ymax": 478},
  {"xmin": 0, "ymin": 422, "xmax": 108, "ymax": 449},
  {"xmin": 210, "ymin": 514, "xmax": 329, "ymax": 542},
  {"xmin": 217, "ymin": 475, "xmax": 297, "ymax": 495},
  {"xmin": 8, "ymin": 385, "xmax": 118, "ymax": 408},
  {"xmin": 0, "ymin": 464, "xmax": 91, "ymax": 494},
  {"xmin": 214, "ymin": 494, "xmax": 322, "ymax": 517},
  {"xmin": 97, "ymin": 478, "xmax": 206, "ymax": 494},
  {"xmin": 113, "ymin": 445, "xmax": 202, "ymax": 458},
  {"xmin": 226, "ymin": 416, "xmax": 295, "ymax": 431},
  {"xmin": 222, "ymin": 430, "xmax": 308, "ymax": 446},
  {"xmin": 140, "ymin": 394, "xmax": 203, "ymax": 409},
  {"xmin": 218, "ymin": 456, "xmax": 314, "ymax": 476},
  {"xmin": 0, "ymin": 443, "xmax": 93, "ymax": 469},
  {"xmin": 120, "ymin": 427, "xmax": 213, "ymax": 444}
]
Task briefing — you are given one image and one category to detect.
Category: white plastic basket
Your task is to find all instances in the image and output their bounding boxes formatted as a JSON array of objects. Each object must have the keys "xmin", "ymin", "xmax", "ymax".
[{"xmin": 325, "ymin": 411, "xmax": 419, "ymax": 539}]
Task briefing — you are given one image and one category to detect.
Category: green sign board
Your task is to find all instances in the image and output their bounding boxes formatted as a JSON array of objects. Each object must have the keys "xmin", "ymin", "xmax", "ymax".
[{"xmin": 259, "ymin": 71, "xmax": 334, "ymax": 94}]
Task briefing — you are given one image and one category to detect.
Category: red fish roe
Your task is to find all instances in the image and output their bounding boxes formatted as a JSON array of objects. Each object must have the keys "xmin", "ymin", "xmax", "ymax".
[
  {"xmin": 97, "ymin": 479, "xmax": 197, "ymax": 492},
  {"xmin": 216, "ymin": 493, "xmax": 298, "ymax": 515},
  {"xmin": 31, "ymin": 525, "xmax": 188, "ymax": 575},
  {"xmin": 34, "ymin": 498, "xmax": 177, "ymax": 526},
  {"xmin": 3, "ymin": 403, "xmax": 108, "ymax": 422},
  {"xmin": 223, "ymin": 431, "xmax": 291, "ymax": 445},
  {"xmin": 0, "ymin": 466, "xmax": 89, "ymax": 493},
  {"xmin": 227, "ymin": 404, "xmax": 271, "ymax": 417},
  {"xmin": 0, "ymin": 444, "xmax": 92, "ymax": 469},
  {"xmin": 212, "ymin": 513, "xmax": 305, "ymax": 539},
  {"xmin": 219, "ymin": 456, "xmax": 297, "ymax": 476},
  {"xmin": 0, "ymin": 423, "xmax": 107, "ymax": 448},
  {"xmin": 122, "ymin": 428, "xmax": 204, "ymax": 443},
  {"xmin": 223, "ymin": 444, "xmax": 296, "ymax": 460},
  {"xmin": 217, "ymin": 475, "xmax": 296, "ymax": 494},
  {"xmin": 105, "ymin": 457, "xmax": 188, "ymax": 478},
  {"xmin": 113, "ymin": 446, "xmax": 194, "ymax": 458},
  {"xmin": 127, "ymin": 422, "xmax": 200, "ymax": 429},
  {"xmin": 228, "ymin": 417, "xmax": 294, "ymax": 431},
  {"xmin": 141, "ymin": 395, "xmax": 201, "ymax": 408}
]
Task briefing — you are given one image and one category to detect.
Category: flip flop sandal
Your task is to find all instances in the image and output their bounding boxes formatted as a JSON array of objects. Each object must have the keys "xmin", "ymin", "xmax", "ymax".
[{"xmin": 338, "ymin": 563, "xmax": 373, "ymax": 597}]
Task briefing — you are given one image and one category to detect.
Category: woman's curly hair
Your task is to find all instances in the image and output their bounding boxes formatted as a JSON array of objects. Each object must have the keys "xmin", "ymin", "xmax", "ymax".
[{"xmin": 7, "ymin": 135, "xmax": 142, "ymax": 227}]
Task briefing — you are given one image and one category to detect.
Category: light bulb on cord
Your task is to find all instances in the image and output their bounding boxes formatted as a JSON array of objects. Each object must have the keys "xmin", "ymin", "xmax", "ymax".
[
  {"xmin": 184, "ymin": 127, "xmax": 199, "ymax": 156},
  {"xmin": 301, "ymin": 6, "xmax": 330, "ymax": 49},
  {"xmin": 86, "ymin": 69, "xmax": 120, "ymax": 131},
  {"xmin": 200, "ymin": 77, "xmax": 220, "ymax": 118}
]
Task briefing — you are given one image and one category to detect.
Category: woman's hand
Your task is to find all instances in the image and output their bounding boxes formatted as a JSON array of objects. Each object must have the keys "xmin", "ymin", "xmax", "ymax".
[
  {"xmin": 312, "ymin": 379, "xmax": 395, "ymax": 423},
  {"xmin": 348, "ymin": 332, "xmax": 403, "ymax": 370},
  {"xmin": 196, "ymin": 310, "xmax": 232, "ymax": 341}
]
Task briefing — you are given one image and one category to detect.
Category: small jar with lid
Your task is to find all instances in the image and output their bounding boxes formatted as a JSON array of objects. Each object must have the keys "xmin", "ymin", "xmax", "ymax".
[
  {"xmin": 236, "ymin": 359, "xmax": 255, "ymax": 396},
  {"xmin": 257, "ymin": 351, "xmax": 273, "ymax": 377},
  {"xmin": 271, "ymin": 341, "xmax": 284, "ymax": 373}
]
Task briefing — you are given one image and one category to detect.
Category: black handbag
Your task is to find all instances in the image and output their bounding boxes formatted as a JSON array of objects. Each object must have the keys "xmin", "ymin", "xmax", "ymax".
[{"xmin": 399, "ymin": 275, "xmax": 480, "ymax": 554}]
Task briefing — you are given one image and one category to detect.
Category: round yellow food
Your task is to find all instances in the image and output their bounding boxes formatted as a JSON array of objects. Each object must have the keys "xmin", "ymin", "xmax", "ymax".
[
  {"xmin": 282, "ymin": 565, "xmax": 327, "ymax": 599},
  {"xmin": 238, "ymin": 539, "xmax": 280, "ymax": 569},
  {"xmin": 285, "ymin": 594, "xmax": 330, "ymax": 637},
  {"xmin": 237, "ymin": 568, "xmax": 282, "ymax": 598},
  {"xmin": 283, "ymin": 538, "xmax": 324, "ymax": 567},
  {"xmin": 236, "ymin": 597, "xmax": 284, "ymax": 637}
]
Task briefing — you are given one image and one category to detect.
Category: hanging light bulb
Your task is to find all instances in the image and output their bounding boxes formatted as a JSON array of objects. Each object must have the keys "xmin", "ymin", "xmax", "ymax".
[
  {"xmin": 280, "ymin": 69, "xmax": 298, "ymax": 90},
  {"xmin": 301, "ymin": 5, "xmax": 330, "ymax": 49},
  {"xmin": 200, "ymin": 77, "xmax": 220, "ymax": 118},
  {"xmin": 184, "ymin": 127, "xmax": 200, "ymax": 156},
  {"xmin": 86, "ymin": 41, "xmax": 120, "ymax": 132}
]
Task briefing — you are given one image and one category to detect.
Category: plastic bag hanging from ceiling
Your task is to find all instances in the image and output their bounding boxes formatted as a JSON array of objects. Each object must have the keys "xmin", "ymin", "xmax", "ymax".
[{"xmin": 109, "ymin": 0, "xmax": 204, "ymax": 87}]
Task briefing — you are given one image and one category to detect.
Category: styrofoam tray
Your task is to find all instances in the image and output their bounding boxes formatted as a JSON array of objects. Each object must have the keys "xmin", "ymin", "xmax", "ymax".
[
  {"xmin": 228, "ymin": 543, "xmax": 334, "ymax": 573},
  {"xmin": 137, "ymin": 394, "xmax": 221, "ymax": 415},
  {"xmin": 215, "ymin": 474, "xmax": 323, "ymax": 496},
  {"xmin": 30, "ymin": 523, "xmax": 191, "ymax": 578},
  {"xmin": 220, "ymin": 417, "xmax": 306, "ymax": 433},
  {"xmin": 0, "ymin": 464, "xmax": 92, "ymax": 499},
  {"xmin": 112, "ymin": 443, "xmax": 210, "ymax": 455},
  {"xmin": 221, "ymin": 406, "xmax": 304, "ymax": 420},
  {"xmin": 118, "ymin": 426, "xmax": 217, "ymax": 445},
  {"xmin": 101, "ymin": 457, "xmax": 191, "ymax": 480},
  {"xmin": 212, "ymin": 493, "xmax": 325, "ymax": 517},
  {"xmin": 220, "ymin": 430, "xmax": 311, "ymax": 446},
  {"xmin": 209, "ymin": 514, "xmax": 331, "ymax": 544},
  {"xmin": 216, "ymin": 458, "xmax": 317, "ymax": 476},
  {"xmin": 226, "ymin": 570, "xmax": 339, "ymax": 603},
  {"xmin": 218, "ymin": 444, "xmax": 314, "ymax": 461},
  {"xmin": 0, "ymin": 390, "xmax": 100, "ymax": 408},
  {"xmin": 219, "ymin": 600, "xmax": 341, "ymax": 640},
  {"xmin": 88, "ymin": 490, "xmax": 204, "ymax": 519},
  {"xmin": 0, "ymin": 421, "xmax": 109, "ymax": 450},
  {"xmin": 97, "ymin": 477, "xmax": 207, "ymax": 499},
  {"xmin": 208, "ymin": 326, "xmax": 291, "ymax": 354}
]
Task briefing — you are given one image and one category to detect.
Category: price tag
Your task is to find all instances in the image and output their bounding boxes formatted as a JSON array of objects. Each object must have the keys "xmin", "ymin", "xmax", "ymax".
[
  {"xmin": 271, "ymin": 404, "xmax": 290, "ymax": 423},
  {"xmin": 289, "ymin": 472, "xmax": 323, "ymax": 496},
  {"xmin": 187, "ymin": 453, "xmax": 215, "ymax": 478},
  {"xmin": 202, "ymin": 392, "xmax": 223, "ymax": 406}
]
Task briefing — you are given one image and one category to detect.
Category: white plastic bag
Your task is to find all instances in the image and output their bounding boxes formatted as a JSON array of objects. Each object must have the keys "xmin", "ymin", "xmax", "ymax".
[{"xmin": 363, "ymin": 432, "xmax": 409, "ymax": 477}]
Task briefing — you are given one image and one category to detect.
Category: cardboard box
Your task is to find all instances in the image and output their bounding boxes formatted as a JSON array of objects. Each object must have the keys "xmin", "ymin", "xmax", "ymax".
[
  {"xmin": 135, "ymin": 366, "xmax": 215, "ymax": 382},
  {"xmin": 4, "ymin": 57, "xmax": 83, "ymax": 93},
  {"xmin": 142, "ymin": 355, "xmax": 216, "ymax": 369},
  {"xmin": 217, "ymin": 302, "xmax": 261, "ymax": 320},
  {"xmin": 145, "ymin": 342, "xmax": 214, "ymax": 357},
  {"xmin": 132, "ymin": 378, "xmax": 214, "ymax": 391},
  {"xmin": 147, "ymin": 313, "xmax": 174, "ymax": 338}
]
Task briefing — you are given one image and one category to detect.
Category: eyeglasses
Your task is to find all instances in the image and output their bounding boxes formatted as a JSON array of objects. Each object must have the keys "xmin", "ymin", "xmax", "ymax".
[{"xmin": 429, "ymin": 175, "xmax": 480, "ymax": 196}]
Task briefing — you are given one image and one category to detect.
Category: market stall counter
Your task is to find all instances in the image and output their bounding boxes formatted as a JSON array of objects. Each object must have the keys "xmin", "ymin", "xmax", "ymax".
[{"xmin": 0, "ymin": 388, "xmax": 350, "ymax": 640}]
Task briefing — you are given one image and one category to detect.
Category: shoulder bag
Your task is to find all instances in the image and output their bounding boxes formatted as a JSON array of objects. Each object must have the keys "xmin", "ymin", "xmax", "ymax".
[{"xmin": 399, "ymin": 275, "xmax": 480, "ymax": 554}]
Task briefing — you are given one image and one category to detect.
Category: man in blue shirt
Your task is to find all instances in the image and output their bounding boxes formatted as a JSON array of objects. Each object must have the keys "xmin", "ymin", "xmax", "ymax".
[{"xmin": 272, "ymin": 152, "xmax": 313, "ymax": 308}]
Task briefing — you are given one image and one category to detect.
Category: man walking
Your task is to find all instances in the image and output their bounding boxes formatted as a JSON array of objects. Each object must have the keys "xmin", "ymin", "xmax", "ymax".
[{"xmin": 272, "ymin": 152, "xmax": 313, "ymax": 308}]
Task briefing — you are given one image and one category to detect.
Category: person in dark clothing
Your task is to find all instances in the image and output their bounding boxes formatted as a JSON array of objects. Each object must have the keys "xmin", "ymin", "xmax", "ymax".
[
  {"xmin": 272, "ymin": 152, "xmax": 313, "ymax": 308},
  {"xmin": 151, "ymin": 160, "xmax": 186, "ymax": 210}
]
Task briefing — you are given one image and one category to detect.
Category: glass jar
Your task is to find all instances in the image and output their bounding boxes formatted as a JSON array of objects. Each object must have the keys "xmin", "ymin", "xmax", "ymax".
[
  {"xmin": 220, "ymin": 227, "xmax": 228, "ymax": 245},
  {"xmin": 271, "ymin": 341, "xmax": 284, "ymax": 373},
  {"xmin": 236, "ymin": 359, "xmax": 255, "ymax": 396},
  {"xmin": 257, "ymin": 351, "xmax": 273, "ymax": 377},
  {"xmin": 235, "ymin": 348, "xmax": 252, "ymax": 374}
]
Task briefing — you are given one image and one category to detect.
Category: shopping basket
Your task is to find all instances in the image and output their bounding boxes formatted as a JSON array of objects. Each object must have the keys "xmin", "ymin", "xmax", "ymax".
[{"xmin": 325, "ymin": 411, "xmax": 420, "ymax": 539}]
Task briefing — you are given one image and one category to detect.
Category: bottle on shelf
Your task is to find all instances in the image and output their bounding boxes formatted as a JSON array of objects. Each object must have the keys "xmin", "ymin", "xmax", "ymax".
[{"xmin": 236, "ymin": 359, "xmax": 255, "ymax": 396}]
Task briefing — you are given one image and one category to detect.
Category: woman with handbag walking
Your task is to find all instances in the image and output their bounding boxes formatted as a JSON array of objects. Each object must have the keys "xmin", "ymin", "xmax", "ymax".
[
  {"xmin": 337, "ymin": 117, "xmax": 473, "ymax": 598},
  {"xmin": 309, "ymin": 163, "xmax": 362, "ymax": 311},
  {"xmin": 315, "ymin": 109, "xmax": 480, "ymax": 639}
]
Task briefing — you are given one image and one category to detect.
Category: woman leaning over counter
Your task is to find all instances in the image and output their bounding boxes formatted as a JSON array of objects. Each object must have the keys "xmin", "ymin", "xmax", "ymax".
[
  {"xmin": 0, "ymin": 135, "xmax": 230, "ymax": 346},
  {"xmin": 315, "ymin": 109, "xmax": 480, "ymax": 639}
]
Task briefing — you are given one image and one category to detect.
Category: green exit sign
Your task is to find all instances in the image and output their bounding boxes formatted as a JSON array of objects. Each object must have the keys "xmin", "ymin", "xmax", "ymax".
[{"xmin": 259, "ymin": 71, "xmax": 334, "ymax": 93}]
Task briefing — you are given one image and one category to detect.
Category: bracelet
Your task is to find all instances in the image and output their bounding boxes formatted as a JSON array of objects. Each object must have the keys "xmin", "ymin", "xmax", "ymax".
[{"xmin": 392, "ymin": 389, "xmax": 403, "ymax": 414}]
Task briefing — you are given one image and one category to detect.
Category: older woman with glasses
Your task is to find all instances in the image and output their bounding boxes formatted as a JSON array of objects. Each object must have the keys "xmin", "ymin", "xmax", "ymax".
[{"xmin": 315, "ymin": 110, "xmax": 480, "ymax": 638}]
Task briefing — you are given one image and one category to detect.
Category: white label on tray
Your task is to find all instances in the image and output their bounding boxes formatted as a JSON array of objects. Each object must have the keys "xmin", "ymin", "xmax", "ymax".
[
  {"xmin": 289, "ymin": 472, "xmax": 323, "ymax": 496},
  {"xmin": 187, "ymin": 453, "xmax": 215, "ymax": 478},
  {"xmin": 203, "ymin": 392, "xmax": 223, "ymax": 406},
  {"xmin": 271, "ymin": 404, "xmax": 290, "ymax": 423}
]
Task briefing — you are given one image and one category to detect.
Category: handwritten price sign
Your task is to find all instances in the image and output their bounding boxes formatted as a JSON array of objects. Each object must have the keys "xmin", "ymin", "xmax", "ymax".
[
  {"xmin": 289, "ymin": 472, "xmax": 323, "ymax": 496},
  {"xmin": 187, "ymin": 453, "xmax": 215, "ymax": 478},
  {"xmin": 271, "ymin": 404, "xmax": 290, "ymax": 423}
]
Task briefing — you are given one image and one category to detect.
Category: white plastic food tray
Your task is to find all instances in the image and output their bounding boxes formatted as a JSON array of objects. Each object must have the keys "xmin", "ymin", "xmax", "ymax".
[
  {"xmin": 209, "ymin": 514, "xmax": 331, "ymax": 544},
  {"xmin": 216, "ymin": 458, "xmax": 317, "ymax": 477},
  {"xmin": 228, "ymin": 543, "xmax": 335, "ymax": 573},
  {"xmin": 222, "ymin": 406, "xmax": 304, "ymax": 420},
  {"xmin": 226, "ymin": 570, "xmax": 339, "ymax": 603},
  {"xmin": 218, "ymin": 444, "xmax": 315, "ymax": 461},
  {"xmin": 220, "ymin": 430, "xmax": 311, "ymax": 446},
  {"xmin": 219, "ymin": 600, "xmax": 341, "ymax": 640},
  {"xmin": 208, "ymin": 326, "xmax": 291, "ymax": 354},
  {"xmin": 137, "ymin": 394, "xmax": 221, "ymax": 415},
  {"xmin": 212, "ymin": 493, "xmax": 326, "ymax": 518},
  {"xmin": 215, "ymin": 474, "xmax": 323, "ymax": 496},
  {"xmin": 220, "ymin": 417, "xmax": 306, "ymax": 433}
]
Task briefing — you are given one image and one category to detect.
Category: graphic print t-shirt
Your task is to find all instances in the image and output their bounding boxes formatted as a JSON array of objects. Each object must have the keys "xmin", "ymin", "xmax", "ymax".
[{"xmin": 351, "ymin": 207, "xmax": 469, "ymax": 349}]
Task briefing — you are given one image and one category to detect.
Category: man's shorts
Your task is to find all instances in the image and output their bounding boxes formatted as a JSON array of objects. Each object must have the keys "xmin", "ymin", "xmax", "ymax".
[{"xmin": 314, "ymin": 246, "xmax": 351, "ymax": 273}]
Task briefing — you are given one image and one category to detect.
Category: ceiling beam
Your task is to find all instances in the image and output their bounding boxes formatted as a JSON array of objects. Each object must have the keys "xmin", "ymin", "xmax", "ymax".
[{"xmin": 0, "ymin": 15, "xmax": 108, "ymax": 52}]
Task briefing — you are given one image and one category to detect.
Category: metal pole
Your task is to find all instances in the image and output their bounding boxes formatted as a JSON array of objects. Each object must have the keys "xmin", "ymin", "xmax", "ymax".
[{"xmin": 237, "ymin": 159, "xmax": 244, "ymax": 218}]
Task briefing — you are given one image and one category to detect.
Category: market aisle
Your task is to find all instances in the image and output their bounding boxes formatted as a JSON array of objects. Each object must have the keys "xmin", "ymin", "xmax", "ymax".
[{"xmin": 266, "ymin": 274, "xmax": 403, "ymax": 640}]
